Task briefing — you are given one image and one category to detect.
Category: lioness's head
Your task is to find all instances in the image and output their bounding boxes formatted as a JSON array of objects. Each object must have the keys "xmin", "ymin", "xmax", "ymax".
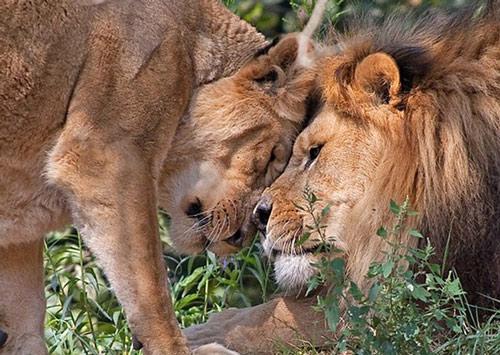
[{"xmin": 160, "ymin": 35, "xmax": 317, "ymax": 256}]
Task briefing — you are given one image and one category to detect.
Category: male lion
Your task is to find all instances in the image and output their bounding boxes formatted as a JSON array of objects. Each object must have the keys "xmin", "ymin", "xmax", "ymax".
[
  {"xmin": 186, "ymin": 4, "xmax": 500, "ymax": 353},
  {"xmin": 0, "ymin": 0, "xmax": 315, "ymax": 353}
]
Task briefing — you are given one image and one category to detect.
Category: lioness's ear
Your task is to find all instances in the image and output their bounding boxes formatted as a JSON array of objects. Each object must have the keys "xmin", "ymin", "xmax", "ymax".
[
  {"xmin": 257, "ymin": 35, "xmax": 317, "ymax": 124},
  {"xmin": 253, "ymin": 34, "xmax": 314, "ymax": 91},
  {"xmin": 236, "ymin": 34, "xmax": 317, "ymax": 124},
  {"xmin": 354, "ymin": 52, "xmax": 400, "ymax": 105},
  {"xmin": 267, "ymin": 35, "xmax": 301, "ymax": 73}
]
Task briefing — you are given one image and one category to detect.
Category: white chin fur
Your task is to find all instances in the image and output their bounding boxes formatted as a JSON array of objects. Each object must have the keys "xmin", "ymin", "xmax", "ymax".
[{"xmin": 274, "ymin": 254, "xmax": 318, "ymax": 292}]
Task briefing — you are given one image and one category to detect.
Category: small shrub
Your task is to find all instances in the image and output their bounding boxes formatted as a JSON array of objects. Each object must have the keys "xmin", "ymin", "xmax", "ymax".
[{"xmin": 297, "ymin": 193, "xmax": 500, "ymax": 354}]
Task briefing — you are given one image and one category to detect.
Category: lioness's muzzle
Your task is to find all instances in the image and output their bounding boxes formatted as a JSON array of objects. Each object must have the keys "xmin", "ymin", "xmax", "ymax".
[{"xmin": 0, "ymin": 329, "xmax": 8, "ymax": 347}]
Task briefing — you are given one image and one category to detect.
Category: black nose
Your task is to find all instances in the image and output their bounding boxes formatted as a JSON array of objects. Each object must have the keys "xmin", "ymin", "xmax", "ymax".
[
  {"xmin": 185, "ymin": 198, "xmax": 202, "ymax": 218},
  {"xmin": 0, "ymin": 328, "xmax": 8, "ymax": 348},
  {"xmin": 253, "ymin": 196, "xmax": 272, "ymax": 232},
  {"xmin": 132, "ymin": 335, "xmax": 143, "ymax": 350}
]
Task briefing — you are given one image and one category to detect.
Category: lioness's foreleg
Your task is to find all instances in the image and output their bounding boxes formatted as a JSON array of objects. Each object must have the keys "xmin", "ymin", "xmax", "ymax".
[
  {"xmin": 185, "ymin": 296, "xmax": 332, "ymax": 354},
  {"xmin": 47, "ymin": 134, "xmax": 188, "ymax": 354},
  {"xmin": 0, "ymin": 239, "xmax": 46, "ymax": 355}
]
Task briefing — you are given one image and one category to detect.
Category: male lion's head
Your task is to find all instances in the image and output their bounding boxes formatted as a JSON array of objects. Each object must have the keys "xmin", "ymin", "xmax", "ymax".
[
  {"xmin": 256, "ymin": 8, "xmax": 500, "ymax": 301},
  {"xmin": 160, "ymin": 35, "xmax": 318, "ymax": 256}
]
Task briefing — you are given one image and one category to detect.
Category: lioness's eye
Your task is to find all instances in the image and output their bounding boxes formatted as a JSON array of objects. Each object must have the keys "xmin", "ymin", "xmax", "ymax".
[
  {"xmin": 263, "ymin": 148, "xmax": 276, "ymax": 174},
  {"xmin": 308, "ymin": 145, "xmax": 323, "ymax": 162},
  {"xmin": 269, "ymin": 150, "xmax": 276, "ymax": 163}
]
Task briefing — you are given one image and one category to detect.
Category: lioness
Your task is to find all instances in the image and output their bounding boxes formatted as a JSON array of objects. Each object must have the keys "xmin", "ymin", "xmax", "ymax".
[
  {"xmin": 186, "ymin": 4, "xmax": 500, "ymax": 353},
  {"xmin": 0, "ymin": 1, "xmax": 315, "ymax": 353}
]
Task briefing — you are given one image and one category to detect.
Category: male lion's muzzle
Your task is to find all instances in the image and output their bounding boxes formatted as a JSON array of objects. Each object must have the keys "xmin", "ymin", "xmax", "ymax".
[{"xmin": 254, "ymin": 192, "xmax": 315, "ymax": 257}]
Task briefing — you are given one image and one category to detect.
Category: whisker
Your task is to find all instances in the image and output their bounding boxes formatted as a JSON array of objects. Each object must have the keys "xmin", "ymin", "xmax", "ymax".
[
  {"xmin": 269, "ymin": 233, "xmax": 287, "ymax": 254},
  {"xmin": 290, "ymin": 229, "xmax": 302, "ymax": 255},
  {"xmin": 269, "ymin": 220, "xmax": 290, "ymax": 251}
]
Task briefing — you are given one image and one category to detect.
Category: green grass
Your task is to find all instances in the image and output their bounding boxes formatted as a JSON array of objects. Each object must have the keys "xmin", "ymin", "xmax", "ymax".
[
  {"xmin": 43, "ymin": 214, "xmax": 276, "ymax": 354},
  {"xmin": 43, "ymin": 200, "xmax": 500, "ymax": 354}
]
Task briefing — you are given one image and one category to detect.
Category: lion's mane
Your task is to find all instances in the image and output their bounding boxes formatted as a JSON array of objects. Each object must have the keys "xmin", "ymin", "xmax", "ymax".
[{"xmin": 326, "ymin": 3, "xmax": 500, "ymax": 304}]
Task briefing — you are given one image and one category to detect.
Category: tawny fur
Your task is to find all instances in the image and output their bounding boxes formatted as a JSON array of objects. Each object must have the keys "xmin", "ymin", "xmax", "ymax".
[
  {"xmin": 160, "ymin": 35, "xmax": 318, "ymax": 257},
  {"xmin": 0, "ymin": 1, "xmax": 317, "ymax": 354},
  {"xmin": 186, "ymin": 4, "xmax": 500, "ymax": 353}
]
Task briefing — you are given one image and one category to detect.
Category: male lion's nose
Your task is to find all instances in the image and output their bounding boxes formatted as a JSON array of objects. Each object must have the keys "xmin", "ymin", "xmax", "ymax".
[{"xmin": 253, "ymin": 196, "xmax": 273, "ymax": 233}]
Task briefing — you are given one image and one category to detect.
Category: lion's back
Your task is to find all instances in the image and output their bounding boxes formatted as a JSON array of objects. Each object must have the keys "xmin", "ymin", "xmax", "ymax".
[
  {"xmin": 0, "ymin": 1, "xmax": 91, "ymax": 157},
  {"xmin": 0, "ymin": 0, "xmax": 196, "ymax": 245},
  {"xmin": 0, "ymin": 0, "xmax": 193, "ymax": 155}
]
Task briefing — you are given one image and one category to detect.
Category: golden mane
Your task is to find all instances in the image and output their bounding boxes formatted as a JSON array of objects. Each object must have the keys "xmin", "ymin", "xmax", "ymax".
[{"xmin": 321, "ymin": 3, "xmax": 500, "ymax": 304}]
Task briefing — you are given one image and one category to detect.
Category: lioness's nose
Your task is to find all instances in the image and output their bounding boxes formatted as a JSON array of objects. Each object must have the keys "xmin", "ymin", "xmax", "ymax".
[
  {"xmin": 253, "ymin": 196, "xmax": 272, "ymax": 233},
  {"xmin": 0, "ymin": 328, "xmax": 8, "ymax": 348}
]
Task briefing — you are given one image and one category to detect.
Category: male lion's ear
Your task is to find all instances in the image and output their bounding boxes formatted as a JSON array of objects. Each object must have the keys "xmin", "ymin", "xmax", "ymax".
[{"xmin": 353, "ymin": 52, "xmax": 401, "ymax": 105}]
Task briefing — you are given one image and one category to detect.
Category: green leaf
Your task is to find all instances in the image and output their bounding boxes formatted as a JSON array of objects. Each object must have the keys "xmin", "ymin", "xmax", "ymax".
[
  {"xmin": 411, "ymin": 284, "xmax": 431, "ymax": 302},
  {"xmin": 330, "ymin": 258, "xmax": 345, "ymax": 277},
  {"xmin": 325, "ymin": 302, "xmax": 340, "ymax": 331},
  {"xmin": 367, "ymin": 263, "xmax": 382, "ymax": 278},
  {"xmin": 429, "ymin": 263, "xmax": 441, "ymax": 275},
  {"xmin": 321, "ymin": 204, "xmax": 331, "ymax": 217},
  {"xmin": 446, "ymin": 318, "xmax": 462, "ymax": 333},
  {"xmin": 61, "ymin": 294, "xmax": 74, "ymax": 319},
  {"xmin": 175, "ymin": 294, "xmax": 199, "ymax": 310},
  {"xmin": 409, "ymin": 229, "xmax": 424, "ymax": 239},
  {"xmin": 376, "ymin": 227, "xmax": 388, "ymax": 238},
  {"xmin": 382, "ymin": 260, "xmax": 395, "ymax": 278},
  {"xmin": 89, "ymin": 298, "xmax": 113, "ymax": 322},
  {"xmin": 306, "ymin": 275, "xmax": 321, "ymax": 296},
  {"xmin": 390, "ymin": 199, "xmax": 400, "ymax": 214},
  {"xmin": 445, "ymin": 278, "xmax": 464, "ymax": 297},
  {"xmin": 402, "ymin": 322, "xmax": 419, "ymax": 340},
  {"xmin": 369, "ymin": 282, "xmax": 380, "ymax": 303},
  {"xmin": 349, "ymin": 281, "xmax": 364, "ymax": 302},
  {"xmin": 178, "ymin": 267, "xmax": 204, "ymax": 296},
  {"xmin": 197, "ymin": 265, "xmax": 216, "ymax": 291},
  {"xmin": 295, "ymin": 232, "xmax": 311, "ymax": 247},
  {"xmin": 348, "ymin": 305, "xmax": 369, "ymax": 323}
]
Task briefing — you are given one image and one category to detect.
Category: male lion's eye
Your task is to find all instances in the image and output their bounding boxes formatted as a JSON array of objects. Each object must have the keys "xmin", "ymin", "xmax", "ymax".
[{"xmin": 308, "ymin": 145, "xmax": 323, "ymax": 162}]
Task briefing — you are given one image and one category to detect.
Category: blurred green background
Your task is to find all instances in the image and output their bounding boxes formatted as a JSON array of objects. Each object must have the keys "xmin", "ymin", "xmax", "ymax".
[{"xmin": 224, "ymin": 0, "xmax": 473, "ymax": 36}]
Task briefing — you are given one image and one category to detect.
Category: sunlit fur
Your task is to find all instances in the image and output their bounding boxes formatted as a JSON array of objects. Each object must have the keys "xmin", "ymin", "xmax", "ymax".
[{"xmin": 266, "ymin": 4, "xmax": 500, "ymax": 306}]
